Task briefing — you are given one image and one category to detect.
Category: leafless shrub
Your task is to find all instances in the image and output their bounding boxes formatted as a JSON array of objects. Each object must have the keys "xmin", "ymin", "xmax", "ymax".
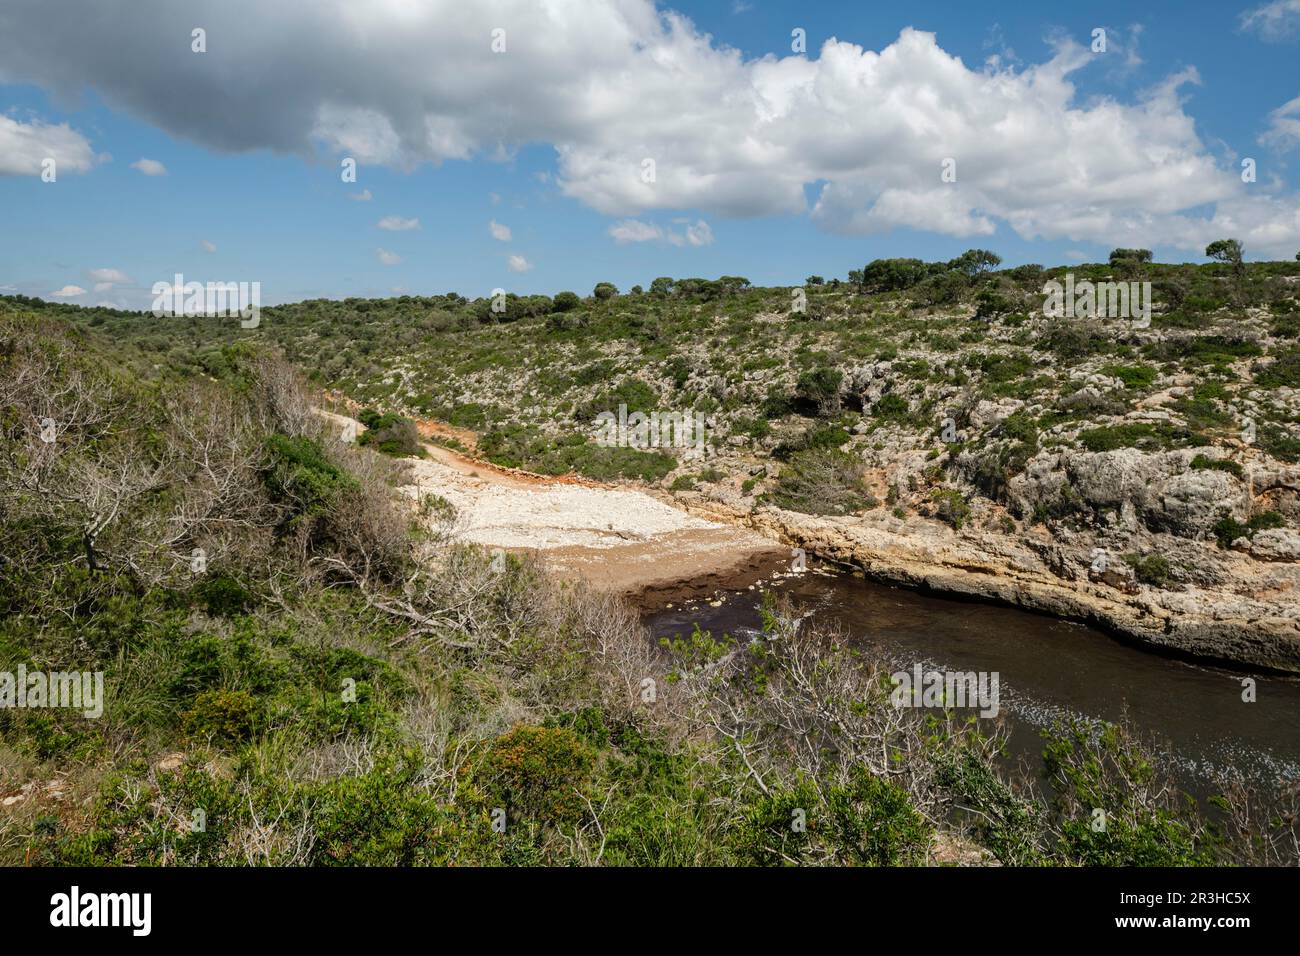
[
  {"xmin": 243, "ymin": 349, "xmax": 319, "ymax": 440},
  {"xmin": 668, "ymin": 598, "xmax": 1006, "ymax": 824}
]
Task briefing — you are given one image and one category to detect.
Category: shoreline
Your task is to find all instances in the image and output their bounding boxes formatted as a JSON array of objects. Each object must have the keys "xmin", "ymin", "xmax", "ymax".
[
  {"xmin": 669, "ymin": 493, "xmax": 1300, "ymax": 675},
  {"xmin": 347, "ymin": 406, "xmax": 1300, "ymax": 674}
]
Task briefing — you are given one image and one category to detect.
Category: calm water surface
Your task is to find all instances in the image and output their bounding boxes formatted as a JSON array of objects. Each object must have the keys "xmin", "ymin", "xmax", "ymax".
[{"xmin": 644, "ymin": 570, "xmax": 1300, "ymax": 792}]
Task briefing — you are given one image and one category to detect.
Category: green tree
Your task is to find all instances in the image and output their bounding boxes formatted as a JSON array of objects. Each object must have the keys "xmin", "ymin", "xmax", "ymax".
[
  {"xmin": 862, "ymin": 258, "xmax": 929, "ymax": 292},
  {"xmin": 592, "ymin": 282, "xmax": 618, "ymax": 300},
  {"xmin": 552, "ymin": 291, "xmax": 580, "ymax": 312},
  {"xmin": 948, "ymin": 249, "xmax": 1002, "ymax": 277},
  {"xmin": 1205, "ymin": 239, "xmax": 1244, "ymax": 278},
  {"xmin": 1108, "ymin": 248, "xmax": 1152, "ymax": 266}
]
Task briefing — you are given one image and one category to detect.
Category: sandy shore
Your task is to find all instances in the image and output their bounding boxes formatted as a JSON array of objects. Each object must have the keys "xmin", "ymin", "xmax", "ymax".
[{"xmin": 398, "ymin": 442, "xmax": 790, "ymax": 605}]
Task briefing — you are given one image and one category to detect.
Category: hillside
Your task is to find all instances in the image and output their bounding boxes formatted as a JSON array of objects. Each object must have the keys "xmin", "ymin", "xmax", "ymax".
[
  {"xmin": 12, "ymin": 253, "xmax": 1300, "ymax": 668},
  {"xmin": 4, "ymin": 296, "xmax": 1300, "ymax": 866}
]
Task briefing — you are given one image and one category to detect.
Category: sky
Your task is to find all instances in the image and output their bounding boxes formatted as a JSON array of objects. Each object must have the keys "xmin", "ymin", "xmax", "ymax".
[{"xmin": 3, "ymin": 0, "xmax": 1300, "ymax": 308}]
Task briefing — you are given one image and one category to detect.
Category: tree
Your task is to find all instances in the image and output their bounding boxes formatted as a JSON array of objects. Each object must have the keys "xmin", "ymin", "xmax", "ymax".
[
  {"xmin": 948, "ymin": 249, "xmax": 1002, "ymax": 277},
  {"xmin": 649, "ymin": 276, "xmax": 675, "ymax": 296},
  {"xmin": 592, "ymin": 282, "xmax": 618, "ymax": 300},
  {"xmin": 862, "ymin": 258, "xmax": 929, "ymax": 292},
  {"xmin": 1205, "ymin": 239, "xmax": 1244, "ymax": 277},
  {"xmin": 1108, "ymin": 248, "xmax": 1152, "ymax": 267},
  {"xmin": 805, "ymin": 275, "xmax": 825, "ymax": 286},
  {"xmin": 912, "ymin": 270, "xmax": 969, "ymax": 307},
  {"xmin": 552, "ymin": 291, "xmax": 580, "ymax": 312}
]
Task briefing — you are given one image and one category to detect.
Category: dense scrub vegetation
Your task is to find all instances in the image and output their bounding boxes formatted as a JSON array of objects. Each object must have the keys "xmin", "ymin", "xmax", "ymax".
[
  {"xmin": 2, "ymin": 310, "xmax": 1297, "ymax": 866},
  {"xmin": 10, "ymin": 251, "xmax": 1298, "ymax": 529}
]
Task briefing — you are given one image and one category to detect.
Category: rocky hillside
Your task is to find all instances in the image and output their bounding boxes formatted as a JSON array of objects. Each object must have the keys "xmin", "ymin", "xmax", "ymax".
[{"xmin": 9, "ymin": 252, "xmax": 1300, "ymax": 667}]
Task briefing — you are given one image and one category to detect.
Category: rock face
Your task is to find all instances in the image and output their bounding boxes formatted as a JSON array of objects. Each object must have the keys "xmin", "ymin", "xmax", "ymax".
[
  {"xmin": 1010, "ymin": 448, "xmax": 1250, "ymax": 537},
  {"xmin": 1249, "ymin": 528, "xmax": 1300, "ymax": 563},
  {"xmin": 675, "ymin": 498, "xmax": 1300, "ymax": 674}
]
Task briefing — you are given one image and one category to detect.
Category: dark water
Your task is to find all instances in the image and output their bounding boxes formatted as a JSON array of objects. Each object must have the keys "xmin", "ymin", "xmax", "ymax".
[{"xmin": 644, "ymin": 569, "xmax": 1300, "ymax": 793}]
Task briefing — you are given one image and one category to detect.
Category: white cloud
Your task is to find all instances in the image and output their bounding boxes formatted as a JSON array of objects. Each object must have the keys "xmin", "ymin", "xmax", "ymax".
[
  {"xmin": 129, "ymin": 158, "xmax": 167, "ymax": 176},
  {"xmin": 0, "ymin": 284, "xmax": 18, "ymax": 293},
  {"xmin": 1262, "ymin": 93, "xmax": 1300, "ymax": 150},
  {"xmin": 377, "ymin": 215, "xmax": 419, "ymax": 231},
  {"xmin": 349, "ymin": 189, "xmax": 373, "ymax": 201},
  {"xmin": 682, "ymin": 219, "xmax": 713, "ymax": 247},
  {"xmin": 376, "ymin": 248, "xmax": 402, "ymax": 265},
  {"xmin": 489, "ymin": 192, "xmax": 501, "ymax": 205},
  {"xmin": 50, "ymin": 285, "xmax": 86, "ymax": 297},
  {"xmin": 0, "ymin": 114, "xmax": 98, "ymax": 176},
  {"xmin": 507, "ymin": 254, "xmax": 533, "ymax": 273},
  {"xmin": 87, "ymin": 268, "xmax": 129, "ymax": 284},
  {"xmin": 4, "ymin": 2, "xmax": 1300, "ymax": 254},
  {"xmin": 1241, "ymin": 1, "xmax": 1300, "ymax": 41},
  {"xmin": 488, "ymin": 219, "xmax": 512, "ymax": 241},
  {"xmin": 609, "ymin": 219, "xmax": 663, "ymax": 243},
  {"xmin": 200, "ymin": 239, "xmax": 217, "ymax": 253},
  {"xmin": 611, "ymin": 217, "xmax": 713, "ymax": 247}
]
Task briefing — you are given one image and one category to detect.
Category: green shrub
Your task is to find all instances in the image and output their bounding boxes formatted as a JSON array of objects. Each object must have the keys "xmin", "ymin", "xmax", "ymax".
[
  {"xmin": 1190, "ymin": 454, "xmax": 1242, "ymax": 479},
  {"xmin": 733, "ymin": 769, "xmax": 931, "ymax": 866},
  {"xmin": 795, "ymin": 367, "xmax": 843, "ymax": 416},
  {"xmin": 262, "ymin": 434, "xmax": 357, "ymax": 520},
  {"xmin": 1101, "ymin": 364, "xmax": 1157, "ymax": 390},
  {"xmin": 182, "ymin": 689, "xmax": 261, "ymax": 744},
  {"xmin": 931, "ymin": 488, "xmax": 972, "ymax": 530},
  {"xmin": 1126, "ymin": 553, "xmax": 1171, "ymax": 587},
  {"xmin": 1257, "ymin": 348, "xmax": 1300, "ymax": 388},
  {"xmin": 357, "ymin": 408, "xmax": 424, "ymax": 457},
  {"xmin": 1077, "ymin": 423, "xmax": 1200, "ymax": 453},
  {"xmin": 466, "ymin": 725, "xmax": 596, "ymax": 828},
  {"xmin": 768, "ymin": 447, "xmax": 874, "ymax": 516},
  {"xmin": 872, "ymin": 393, "xmax": 910, "ymax": 421}
]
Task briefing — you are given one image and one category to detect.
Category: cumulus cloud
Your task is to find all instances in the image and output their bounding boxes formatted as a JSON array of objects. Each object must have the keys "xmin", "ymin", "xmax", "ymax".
[
  {"xmin": 349, "ymin": 189, "xmax": 373, "ymax": 201},
  {"xmin": 2, "ymin": 1, "xmax": 1299, "ymax": 254},
  {"xmin": 377, "ymin": 215, "xmax": 419, "ymax": 231},
  {"xmin": 87, "ymin": 268, "xmax": 130, "ymax": 284},
  {"xmin": 610, "ymin": 217, "xmax": 712, "ymax": 246},
  {"xmin": 1262, "ymin": 93, "xmax": 1300, "ymax": 150},
  {"xmin": 1241, "ymin": 1, "xmax": 1300, "ymax": 41},
  {"xmin": 609, "ymin": 219, "xmax": 662, "ymax": 243},
  {"xmin": 507, "ymin": 254, "xmax": 533, "ymax": 272},
  {"xmin": 678, "ymin": 219, "xmax": 713, "ymax": 247},
  {"xmin": 50, "ymin": 285, "xmax": 86, "ymax": 297},
  {"xmin": 376, "ymin": 248, "xmax": 402, "ymax": 265},
  {"xmin": 129, "ymin": 158, "xmax": 167, "ymax": 176},
  {"xmin": 488, "ymin": 219, "xmax": 512, "ymax": 241},
  {"xmin": 0, "ymin": 114, "xmax": 98, "ymax": 176},
  {"xmin": 200, "ymin": 239, "xmax": 217, "ymax": 252}
]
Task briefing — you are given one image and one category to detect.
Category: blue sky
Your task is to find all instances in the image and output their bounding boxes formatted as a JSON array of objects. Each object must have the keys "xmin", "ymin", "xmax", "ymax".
[{"xmin": 3, "ymin": 0, "xmax": 1300, "ymax": 307}]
